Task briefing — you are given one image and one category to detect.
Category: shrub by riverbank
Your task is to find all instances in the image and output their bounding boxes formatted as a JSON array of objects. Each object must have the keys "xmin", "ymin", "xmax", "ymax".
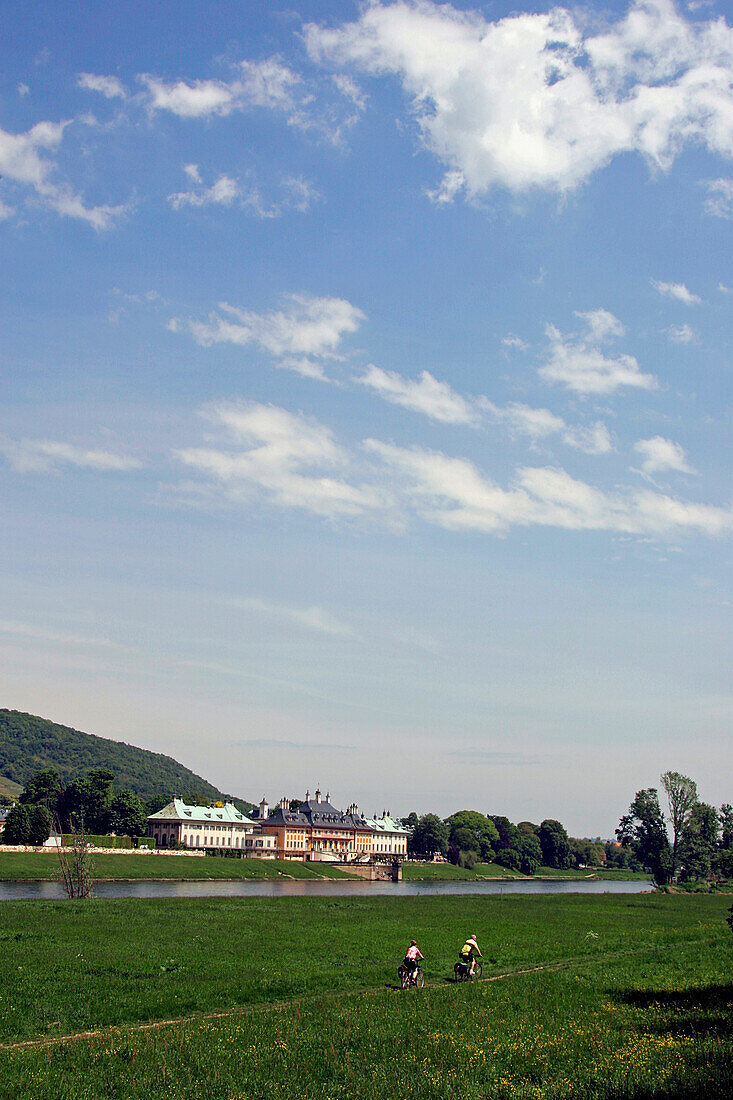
[
  {"xmin": 402, "ymin": 860, "xmax": 650, "ymax": 882},
  {"xmin": 0, "ymin": 893, "xmax": 731, "ymax": 1098}
]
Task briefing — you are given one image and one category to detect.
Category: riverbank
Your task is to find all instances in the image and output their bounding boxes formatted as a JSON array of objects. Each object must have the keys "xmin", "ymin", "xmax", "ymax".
[
  {"xmin": 0, "ymin": 851, "xmax": 356, "ymax": 881},
  {"xmin": 1, "ymin": 893, "xmax": 731, "ymax": 1098},
  {"xmin": 0, "ymin": 850, "xmax": 649, "ymax": 883}
]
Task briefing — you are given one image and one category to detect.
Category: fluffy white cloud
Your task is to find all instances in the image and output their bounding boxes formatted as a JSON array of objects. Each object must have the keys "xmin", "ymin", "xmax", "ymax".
[
  {"xmin": 634, "ymin": 435, "xmax": 695, "ymax": 474},
  {"xmin": 306, "ymin": 0, "xmax": 733, "ymax": 197},
  {"xmin": 703, "ymin": 177, "xmax": 733, "ymax": 218},
  {"xmin": 176, "ymin": 294, "xmax": 364, "ymax": 378},
  {"xmin": 651, "ymin": 279, "xmax": 701, "ymax": 304},
  {"xmin": 539, "ymin": 310, "xmax": 656, "ymax": 394},
  {"xmin": 482, "ymin": 400, "xmax": 564, "ymax": 439},
  {"xmin": 366, "ymin": 439, "xmax": 730, "ymax": 536},
  {"xmin": 357, "ymin": 365, "xmax": 480, "ymax": 424},
  {"xmin": 667, "ymin": 323, "xmax": 696, "ymax": 343},
  {"xmin": 1, "ymin": 439, "xmax": 142, "ymax": 474},
  {"xmin": 169, "ymin": 173, "xmax": 239, "ymax": 209},
  {"xmin": 141, "ymin": 58, "xmax": 304, "ymax": 121},
  {"xmin": 77, "ymin": 73, "xmax": 126, "ymax": 99},
  {"xmin": 0, "ymin": 119, "xmax": 125, "ymax": 229},
  {"xmin": 168, "ymin": 167, "xmax": 318, "ymax": 217},
  {"xmin": 562, "ymin": 421, "xmax": 613, "ymax": 455},
  {"xmin": 234, "ymin": 596, "xmax": 355, "ymax": 637},
  {"xmin": 177, "ymin": 402, "xmax": 383, "ymax": 518}
]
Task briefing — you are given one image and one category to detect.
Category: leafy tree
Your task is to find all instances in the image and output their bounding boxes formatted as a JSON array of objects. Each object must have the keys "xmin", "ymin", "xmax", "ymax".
[
  {"xmin": 661, "ymin": 771, "xmax": 698, "ymax": 881},
  {"xmin": 401, "ymin": 812, "xmax": 419, "ymax": 831},
  {"xmin": 489, "ymin": 815, "xmax": 520, "ymax": 852},
  {"xmin": 518, "ymin": 832, "xmax": 542, "ymax": 875},
  {"xmin": 60, "ymin": 776, "xmax": 92, "ymax": 832},
  {"xmin": 409, "ymin": 814, "xmax": 449, "ymax": 859},
  {"xmin": 27, "ymin": 804, "xmax": 52, "ymax": 845},
  {"xmin": 85, "ymin": 768, "xmax": 116, "ymax": 833},
  {"xmin": 617, "ymin": 788, "xmax": 671, "ymax": 884},
  {"xmin": 145, "ymin": 794, "xmax": 170, "ymax": 815},
  {"xmin": 107, "ymin": 789, "xmax": 147, "ymax": 837},
  {"xmin": 445, "ymin": 811, "xmax": 499, "ymax": 864},
  {"xmin": 719, "ymin": 804, "xmax": 733, "ymax": 849},
  {"xmin": 495, "ymin": 847, "xmax": 521, "ymax": 871},
  {"xmin": 679, "ymin": 802, "xmax": 719, "ymax": 881},
  {"xmin": 19, "ymin": 769, "xmax": 62, "ymax": 813},
  {"xmin": 3, "ymin": 804, "xmax": 31, "ymax": 844},
  {"xmin": 539, "ymin": 819, "xmax": 572, "ymax": 869},
  {"xmin": 517, "ymin": 821, "xmax": 539, "ymax": 836}
]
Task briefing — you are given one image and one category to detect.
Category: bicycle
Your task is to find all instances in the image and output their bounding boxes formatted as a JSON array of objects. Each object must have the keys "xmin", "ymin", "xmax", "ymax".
[
  {"xmin": 454, "ymin": 959, "xmax": 483, "ymax": 982},
  {"xmin": 398, "ymin": 961, "xmax": 425, "ymax": 989}
]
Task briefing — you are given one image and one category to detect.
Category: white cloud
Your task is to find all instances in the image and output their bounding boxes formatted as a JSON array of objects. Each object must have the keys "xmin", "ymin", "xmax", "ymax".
[
  {"xmin": 233, "ymin": 596, "xmax": 355, "ymax": 638},
  {"xmin": 562, "ymin": 421, "xmax": 613, "ymax": 455},
  {"xmin": 365, "ymin": 439, "xmax": 730, "ymax": 537},
  {"xmin": 176, "ymin": 402, "xmax": 383, "ymax": 519},
  {"xmin": 140, "ymin": 57, "xmax": 304, "ymax": 122},
  {"xmin": 1, "ymin": 439, "xmax": 142, "ymax": 474},
  {"xmin": 0, "ymin": 199, "xmax": 15, "ymax": 220},
  {"xmin": 651, "ymin": 279, "xmax": 701, "ymax": 304},
  {"xmin": 502, "ymin": 334, "xmax": 529, "ymax": 351},
  {"xmin": 357, "ymin": 365, "xmax": 480, "ymax": 424},
  {"xmin": 18, "ymin": 84, "xmax": 29, "ymax": 97},
  {"xmin": 634, "ymin": 435, "xmax": 696, "ymax": 474},
  {"xmin": 306, "ymin": 0, "xmax": 733, "ymax": 197},
  {"xmin": 169, "ymin": 167, "xmax": 318, "ymax": 217},
  {"xmin": 0, "ymin": 119, "xmax": 125, "ymax": 229},
  {"xmin": 482, "ymin": 400, "xmax": 565, "ymax": 440},
  {"xmin": 169, "ymin": 173, "xmax": 239, "ymax": 209},
  {"xmin": 539, "ymin": 310, "xmax": 656, "ymax": 394},
  {"xmin": 77, "ymin": 73, "xmax": 126, "ymax": 99},
  {"xmin": 666, "ymin": 322, "xmax": 696, "ymax": 343},
  {"xmin": 178, "ymin": 294, "xmax": 364, "ymax": 376},
  {"xmin": 702, "ymin": 177, "xmax": 733, "ymax": 218}
]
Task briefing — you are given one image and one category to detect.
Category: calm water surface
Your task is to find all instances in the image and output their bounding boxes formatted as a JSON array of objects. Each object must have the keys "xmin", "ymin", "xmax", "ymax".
[{"xmin": 0, "ymin": 878, "xmax": 651, "ymax": 901}]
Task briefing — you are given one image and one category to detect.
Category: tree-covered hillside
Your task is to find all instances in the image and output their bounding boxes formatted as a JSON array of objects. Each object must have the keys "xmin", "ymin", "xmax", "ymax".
[{"xmin": 0, "ymin": 710, "xmax": 250, "ymax": 808}]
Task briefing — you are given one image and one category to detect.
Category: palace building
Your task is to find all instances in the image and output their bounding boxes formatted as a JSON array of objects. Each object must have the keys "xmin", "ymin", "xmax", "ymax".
[
  {"xmin": 251, "ymin": 788, "xmax": 374, "ymax": 862},
  {"xmin": 363, "ymin": 811, "xmax": 409, "ymax": 858},
  {"xmin": 147, "ymin": 799, "xmax": 269, "ymax": 853}
]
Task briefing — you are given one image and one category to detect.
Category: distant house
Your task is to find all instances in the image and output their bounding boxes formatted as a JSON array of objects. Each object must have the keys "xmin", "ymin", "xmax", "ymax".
[
  {"xmin": 147, "ymin": 799, "xmax": 262, "ymax": 852},
  {"xmin": 0, "ymin": 806, "xmax": 8, "ymax": 837},
  {"xmin": 364, "ymin": 811, "xmax": 409, "ymax": 858},
  {"xmin": 251, "ymin": 788, "xmax": 374, "ymax": 862}
]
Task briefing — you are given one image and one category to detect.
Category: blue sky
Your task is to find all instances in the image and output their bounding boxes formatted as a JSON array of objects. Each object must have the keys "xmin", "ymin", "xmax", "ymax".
[{"xmin": 1, "ymin": 0, "xmax": 730, "ymax": 834}]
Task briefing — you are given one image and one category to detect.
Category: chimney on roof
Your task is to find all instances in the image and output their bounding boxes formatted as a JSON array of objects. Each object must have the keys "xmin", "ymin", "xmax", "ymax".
[
  {"xmin": 305, "ymin": 789, "xmax": 310, "ymax": 801},
  {"xmin": 259, "ymin": 797, "xmax": 269, "ymax": 820},
  {"xmin": 325, "ymin": 791, "xmax": 330, "ymax": 803},
  {"xmin": 315, "ymin": 788, "xmax": 321, "ymax": 804}
]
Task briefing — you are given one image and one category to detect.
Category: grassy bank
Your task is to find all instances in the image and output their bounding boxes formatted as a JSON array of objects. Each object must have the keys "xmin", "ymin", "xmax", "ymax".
[
  {"xmin": 402, "ymin": 860, "xmax": 649, "ymax": 881},
  {"xmin": 1, "ymin": 894, "xmax": 731, "ymax": 1097},
  {"xmin": 0, "ymin": 851, "xmax": 355, "ymax": 882}
]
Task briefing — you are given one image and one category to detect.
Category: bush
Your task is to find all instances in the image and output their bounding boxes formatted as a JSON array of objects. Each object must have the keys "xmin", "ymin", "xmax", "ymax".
[
  {"xmin": 496, "ymin": 848, "xmax": 521, "ymax": 871},
  {"xmin": 61, "ymin": 833, "xmax": 132, "ymax": 849},
  {"xmin": 458, "ymin": 849, "xmax": 478, "ymax": 869}
]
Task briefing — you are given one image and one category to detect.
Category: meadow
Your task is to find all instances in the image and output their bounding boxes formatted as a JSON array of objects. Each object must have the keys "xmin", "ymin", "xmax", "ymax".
[{"xmin": 1, "ymin": 892, "xmax": 731, "ymax": 1098}]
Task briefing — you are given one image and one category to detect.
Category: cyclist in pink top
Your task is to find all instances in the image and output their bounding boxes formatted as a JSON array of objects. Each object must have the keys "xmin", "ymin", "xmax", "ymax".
[{"xmin": 403, "ymin": 939, "xmax": 423, "ymax": 981}]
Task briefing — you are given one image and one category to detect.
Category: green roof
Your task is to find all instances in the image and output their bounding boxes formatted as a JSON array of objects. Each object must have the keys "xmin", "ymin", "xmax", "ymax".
[{"xmin": 148, "ymin": 799, "xmax": 255, "ymax": 825}]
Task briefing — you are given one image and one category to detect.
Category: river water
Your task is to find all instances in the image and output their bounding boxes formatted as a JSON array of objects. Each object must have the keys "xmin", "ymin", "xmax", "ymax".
[{"xmin": 0, "ymin": 878, "xmax": 651, "ymax": 901}]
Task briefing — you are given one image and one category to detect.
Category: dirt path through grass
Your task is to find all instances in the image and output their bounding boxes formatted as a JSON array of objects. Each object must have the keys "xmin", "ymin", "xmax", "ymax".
[{"xmin": 0, "ymin": 939, "xmax": 691, "ymax": 1054}]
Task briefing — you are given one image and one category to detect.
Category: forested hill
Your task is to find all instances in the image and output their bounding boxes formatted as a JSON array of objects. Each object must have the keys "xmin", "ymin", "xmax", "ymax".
[{"xmin": 0, "ymin": 709, "xmax": 249, "ymax": 807}]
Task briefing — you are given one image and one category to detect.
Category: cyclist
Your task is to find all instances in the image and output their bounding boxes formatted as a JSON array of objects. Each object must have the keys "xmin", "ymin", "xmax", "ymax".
[
  {"xmin": 458, "ymin": 933, "xmax": 482, "ymax": 979},
  {"xmin": 402, "ymin": 939, "xmax": 424, "ymax": 984}
]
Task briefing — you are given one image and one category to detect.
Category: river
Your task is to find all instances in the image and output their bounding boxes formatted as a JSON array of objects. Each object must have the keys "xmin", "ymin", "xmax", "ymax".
[{"xmin": 0, "ymin": 878, "xmax": 651, "ymax": 901}]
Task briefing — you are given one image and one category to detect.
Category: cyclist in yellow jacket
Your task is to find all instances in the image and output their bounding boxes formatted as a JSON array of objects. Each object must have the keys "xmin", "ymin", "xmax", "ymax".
[{"xmin": 459, "ymin": 934, "xmax": 482, "ymax": 979}]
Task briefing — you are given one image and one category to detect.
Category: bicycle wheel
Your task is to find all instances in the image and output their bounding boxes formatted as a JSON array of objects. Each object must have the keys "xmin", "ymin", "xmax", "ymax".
[
  {"xmin": 398, "ymin": 966, "xmax": 408, "ymax": 988},
  {"xmin": 415, "ymin": 969, "xmax": 425, "ymax": 989},
  {"xmin": 454, "ymin": 962, "xmax": 464, "ymax": 982},
  {"xmin": 473, "ymin": 961, "xmax": 483, "ymax": 980}
]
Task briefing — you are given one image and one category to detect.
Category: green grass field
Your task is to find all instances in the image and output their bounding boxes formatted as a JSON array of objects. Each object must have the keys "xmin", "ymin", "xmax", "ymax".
[
  {"xmin": 0, "ymin": 851, "xmax": 355, "ymax": 881},
  {"xmin": 0, "ymin": 893, "xmax": 731, "ymax": 1098}
]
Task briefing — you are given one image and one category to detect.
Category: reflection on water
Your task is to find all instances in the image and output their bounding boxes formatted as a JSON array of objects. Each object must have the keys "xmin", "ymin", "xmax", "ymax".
[{"xmin": 0, "ymin": 878, "xmax": 652, "ymax": 901}]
